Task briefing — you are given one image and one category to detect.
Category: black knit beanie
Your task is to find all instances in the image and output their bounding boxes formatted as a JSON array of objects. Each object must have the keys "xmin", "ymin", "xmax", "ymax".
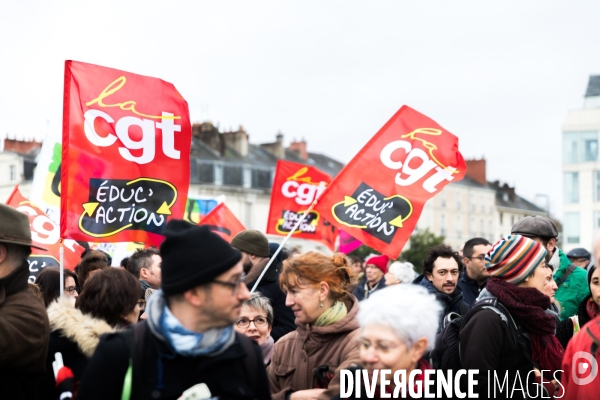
[
  {"xmin": 231, "ymin": 230, "xmax": 270, "ymax": 257},
  {"xmin": 160, "ymin": 220, "xmax": 241, "ymax": 295}
]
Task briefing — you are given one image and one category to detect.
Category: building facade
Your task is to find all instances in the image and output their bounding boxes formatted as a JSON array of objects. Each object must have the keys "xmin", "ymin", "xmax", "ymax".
[{"xmin": 562, "ymin": 75, "xmax": 600, "ymax": 252}]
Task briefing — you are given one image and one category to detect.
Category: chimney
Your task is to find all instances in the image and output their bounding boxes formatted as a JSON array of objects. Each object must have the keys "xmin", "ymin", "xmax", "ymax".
[
  {"xmin": 289, "ymin": 139, "xmax": 308, "ymax": 161},
  {"xmin": 260, "ymin": 132, "xmax": 285, "ymax": 159},
  {"xmin": 192, "ymin": 122, "xmax": 225, "ymax": 156},
  {"xmin": 465, "ymin": 158, "xmax": 487, "ymax": 186},
  {"xmin": 3, "ymin": 138, "xmax": 42, "ymax": 154},
  {"xmin": 223, "ymin": 125, "xmax": 249, "ymax": 157}
]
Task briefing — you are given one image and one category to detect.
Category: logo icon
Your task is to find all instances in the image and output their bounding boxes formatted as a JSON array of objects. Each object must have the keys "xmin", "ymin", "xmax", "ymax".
[{"xmin": 572, "ymin": 351, "xmax": 598, "ymax": 386}]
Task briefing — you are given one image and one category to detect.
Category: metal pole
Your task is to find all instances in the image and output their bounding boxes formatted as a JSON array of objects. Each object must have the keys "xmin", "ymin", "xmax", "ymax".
[{"xmin": 250, "ymin": 202, "xmax": 316, "ymax": 293}]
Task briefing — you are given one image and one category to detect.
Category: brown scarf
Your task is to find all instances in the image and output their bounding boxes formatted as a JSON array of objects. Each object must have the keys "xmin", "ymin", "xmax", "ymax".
[{"xmin": 243, "ymin": 257, "xmax": 271, "ymax": 286}]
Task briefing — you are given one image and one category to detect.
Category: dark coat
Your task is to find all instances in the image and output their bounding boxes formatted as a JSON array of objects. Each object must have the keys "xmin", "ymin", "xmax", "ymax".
[
  {"xmin": 457, "ymin": 270, "xmax": 485, "ymax": 309},
  {"xmin": 0, "ymin": 262, "xmax": 50, "ymax": 399},
  {"xmin": 248, "ymin": 259, "xmax": 295, "ymax": 342},
  {"xmin": 556, "ymin": 294, "xmax": 594, "ymax": 349},
  {"xmin": 42, "ymin": 297, "xmax": 116, "ymax": 399},
  {"xmin": 77, "ymin": 323, "xmax": 271, "ymax": 400},
  {"xmin": 413, "ymin": 274, "xmax": 468, "ymax": 333},
  {"xmin": 352, "ymin": 276, "xmax": 386, "ymax": 302},
  {"xmin": 459, "ymin": 289, "xmax": 538, "ymax": 399}
]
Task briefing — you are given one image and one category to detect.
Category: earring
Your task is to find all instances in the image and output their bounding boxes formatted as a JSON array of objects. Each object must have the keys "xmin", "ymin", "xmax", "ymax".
[{"xmin": 320, "ymin": 302, "xmax": 323, "ymax": 308}]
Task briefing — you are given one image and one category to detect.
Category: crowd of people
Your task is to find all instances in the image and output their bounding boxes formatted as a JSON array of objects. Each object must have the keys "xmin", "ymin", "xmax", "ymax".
[{"xmin": 1, "ymin": 201, "xmax": 600, "ymax": 399}]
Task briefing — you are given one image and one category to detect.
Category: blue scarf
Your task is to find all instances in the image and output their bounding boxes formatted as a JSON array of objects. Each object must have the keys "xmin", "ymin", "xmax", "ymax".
[{"xmin": 146, "ymin": 290, "xmax": 235, "ymax": 357}]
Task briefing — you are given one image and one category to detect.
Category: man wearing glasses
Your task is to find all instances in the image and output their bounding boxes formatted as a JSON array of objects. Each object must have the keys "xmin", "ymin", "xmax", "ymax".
[
  {"xmin": 78, "ymin": 220, "xmax": 271, "ymax": 400},
  {"xmin": 458, "ymin": 237, "xmax": 492, "ymax": 309}
]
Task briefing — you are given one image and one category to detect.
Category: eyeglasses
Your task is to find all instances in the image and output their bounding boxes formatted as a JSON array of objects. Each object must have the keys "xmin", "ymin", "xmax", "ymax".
[
  {"xmin": 66, "ymin": 286, "xmax": 79, "ymax": 294},
  {"xmin": 467, "ymin": 255, "xmax": 486, "ymax": 262},
  {"xmin": 137, "ymin": 300, "xmax": 146, "ymax": 311},
  {"xmin": 212, "ymin": 273, "xmax": 247, "ymax": 295},
  {"xmin": 236, "ymin": 316, "xmax": 268, "ymax": 329}
]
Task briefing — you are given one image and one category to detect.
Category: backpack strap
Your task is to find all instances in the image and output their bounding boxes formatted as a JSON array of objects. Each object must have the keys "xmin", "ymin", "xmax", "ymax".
[
  {"xmin": 237, "ymin": 333, "xmax": 259, "ymax": 389},
  {"xmin": 556, "ymin": 264, "xmax": 577, "ymax": 287}
]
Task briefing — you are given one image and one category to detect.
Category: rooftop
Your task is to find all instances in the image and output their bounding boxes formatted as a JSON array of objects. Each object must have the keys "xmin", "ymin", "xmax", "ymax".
[{"xmin": 585, "ymin": 75, "xmax": 600, "ymax": 98}]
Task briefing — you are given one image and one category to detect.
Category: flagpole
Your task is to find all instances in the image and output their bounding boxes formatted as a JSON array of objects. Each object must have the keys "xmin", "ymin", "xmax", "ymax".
[
  {"xmin": 59, "ymin": 239, "xmax": 64, "ymax": 296},
  {"xmin": 251, "ymin": 202, "xmax": 317, "ymax": 293}
]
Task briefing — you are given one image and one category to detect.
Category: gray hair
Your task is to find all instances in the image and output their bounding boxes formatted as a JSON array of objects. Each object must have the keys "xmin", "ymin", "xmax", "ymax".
[
  {"xmin": 357, "ymin": 285, "xmax": 441, "ymax": 350},
  {"xmin": 242, "ymin": 291, "xmax": 274, "ymax": 326},
  {"xmin": 387, "ymin": 261, "xmax": 416, "ymax": 284}
]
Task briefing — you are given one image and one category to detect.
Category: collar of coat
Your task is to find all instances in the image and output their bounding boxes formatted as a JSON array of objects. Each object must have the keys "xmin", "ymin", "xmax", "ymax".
[
  {"xmin": 295, "ymin": 295, "xmax": 360, "ymax": 341},
  {"xmin": 47, "ymin": 297, "xmax": 117, "ymax": 358},
  {"xmin": 0, "ymin": 260, "xmax": 29, "ymax": 304}
]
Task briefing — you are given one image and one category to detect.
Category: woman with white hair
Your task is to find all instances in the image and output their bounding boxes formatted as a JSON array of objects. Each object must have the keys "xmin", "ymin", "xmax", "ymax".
[
  {"xmin": 384, "ymin": 262, "xmax": 416, "ymax": 286},
  {"xmin": 332, "ymin": 284, "xmax": 441, "ymax": 399}
]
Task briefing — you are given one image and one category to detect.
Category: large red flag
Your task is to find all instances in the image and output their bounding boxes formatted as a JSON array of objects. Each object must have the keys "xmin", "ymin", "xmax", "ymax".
[
  {"xmin": 6, "ymin": 186, "xmax": 83, "ymax": 282},
  {"xmin": 61, "ymin": 61, "xmax": 191, "ymax": 246},
  {"xmin": 266, "ymin": 160, "xmax": 337, "ymax": 250},
  {"xmin": 199, "ymin": 202, "xmax": 246, "ymax": 243},
  {"xmin": 315, "ymin": 106, "xmax": 466, "ymax": 259}
]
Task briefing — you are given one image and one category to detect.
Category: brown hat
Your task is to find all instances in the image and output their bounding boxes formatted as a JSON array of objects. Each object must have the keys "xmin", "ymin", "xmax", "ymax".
[
  {"xmin": 231, "ymin": 230, "xmax": 270, "ymax": 257},
  {"xmin": 0, "ymin": 203, "xmax": 47, "ymax": 250},
  {"xmin": 511, "ymin": 215, "xmax": 558, "ymax": 239}
]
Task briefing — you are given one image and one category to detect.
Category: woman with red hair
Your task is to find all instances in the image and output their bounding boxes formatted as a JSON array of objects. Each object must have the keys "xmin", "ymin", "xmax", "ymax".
[{"xmin": 268, "ymin": 252, "xmax": 361, "ymax": 400}]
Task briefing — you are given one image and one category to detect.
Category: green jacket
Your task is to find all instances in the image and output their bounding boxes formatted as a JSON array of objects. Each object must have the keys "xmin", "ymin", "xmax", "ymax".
[{"xmin": 554, "ymin": 248, "xmax": 589, "ymax": 320}]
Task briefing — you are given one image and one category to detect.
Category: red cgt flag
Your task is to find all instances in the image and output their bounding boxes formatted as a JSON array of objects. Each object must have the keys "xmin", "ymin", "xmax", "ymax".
[
  {"xmin": 61, "ymin": 61, "xmax": 191, "ymax": 246},
  {"xmin": 266, "ymin": 160, "xmax": 337, "ymax": 250},
  {"xmin": 199, "ymin": 202, "xmax": 246, "ymax": 243},
  {"xmin": 6, "ymin": 186, "xmax": 83, "ymax": 282},
  {"xmin": 315, "ymin": 106, "xmax": 466, "ymax": 259}
]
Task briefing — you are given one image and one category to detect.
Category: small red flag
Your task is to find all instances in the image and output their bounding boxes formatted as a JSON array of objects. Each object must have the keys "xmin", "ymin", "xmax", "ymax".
[
  {"xmin": 315, "ymin": 106, "xmax": 466, "ymax": 259},
  {"xmin": 61, "ymin": 60, "xmax": 191, "ymax": 246},
  {"xmin": 199, "ymin": 202, "xmax": 246, "ymax": 243},
  {"xmin": 6, "ymin": 186, "xmax": 83, "ymax": 281},
  {"xmin": 266, "ymin": 160, "xmax": 337, "ymax": 250}
]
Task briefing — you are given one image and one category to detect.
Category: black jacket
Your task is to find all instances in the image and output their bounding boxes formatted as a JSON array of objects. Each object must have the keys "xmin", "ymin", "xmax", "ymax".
[
  {"xmin": 457, "ymin": 270, "xmax": 485, "ymax": 309},
  {"xmin": 413, "ymin": 274, "xmax": 468, "ymax": 333},
  {"xmin": 248, "ymin": 260, "xmax": 295, "ymax": 342},
  {"xmin": 459, "ymin": 290, "xmax": 537, "ymax": 399},
  {"xmin": 556, "ymin": 294, "xmax": 594, "ymax": 349},
  {"xmin": 77, "ymin": 323, "xmax": 271, "ymax": 400},
  {"xmin": 352, "ymin": 276, "xmax": 387, "ymax": 302}
]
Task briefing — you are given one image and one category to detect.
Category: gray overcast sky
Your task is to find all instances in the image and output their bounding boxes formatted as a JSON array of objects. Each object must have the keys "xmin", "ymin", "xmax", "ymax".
[{"xmin": 2, "ymin": 1, "xmax": 600, "ymax": 220}]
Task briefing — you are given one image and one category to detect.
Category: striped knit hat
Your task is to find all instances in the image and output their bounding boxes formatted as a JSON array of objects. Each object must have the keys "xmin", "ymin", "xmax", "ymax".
[{"xmin": 485, "ymin": 235, "xmax": 547, "ymax": 285}]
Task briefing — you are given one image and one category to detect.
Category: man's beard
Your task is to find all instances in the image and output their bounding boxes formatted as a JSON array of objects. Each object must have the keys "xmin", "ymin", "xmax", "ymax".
[{"xmin": 243, "ymin": 258, "xmax": 254, "ymax": 274}]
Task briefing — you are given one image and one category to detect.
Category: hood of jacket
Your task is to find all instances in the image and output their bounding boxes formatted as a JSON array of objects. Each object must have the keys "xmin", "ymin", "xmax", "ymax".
[
  {"xmin": 414, "ymin": 273, "xmax": 464, "ymax": 307},
  {"xmin": 295, "ymin": 295, "xmax": 360, "ymax": 343},
  {"xmin": 47, "ymin": 297, "xmax": 116, "ymax": 358}
]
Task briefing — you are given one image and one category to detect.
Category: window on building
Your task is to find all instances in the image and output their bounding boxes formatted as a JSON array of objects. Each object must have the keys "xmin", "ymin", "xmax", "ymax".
[
  {"xmin": 223, "ymin": 166, "xmax": 242, "ymax": 186},
  {"xmin": 456, "ymin": 216, "xmax": 461, "ymax": 238},
  {"xmin": 440, "ymin": 214, "xmax": 446, "ymax": 236},
  {"xmin": 470, "ymin": 194, "xmax": 475, "ymax": 212},
  {"xmin": 499, "ymin": 212, "xmax": 503, "ymax": 225},
  {"xmin": 9, "ymin": 165, "xmax": 16, "ymax": 181},
  {"xmin": 440, "ymin": 190, "xmax": 446, "ymax": 207},
  {"xmin": 242, "ymin": 168, "xmax": 252, "ymax": 189},
  {"xmin": 252, "ymin": 169, "xmax": 272, "ymax": 189},
  {"xmin": 480, "ymin": 219, "xmax": 484, "ymax": 237},
  {"xmin": 480, "ymin": 196, "xmax": 484, "ymax": 213},
  {"xmin": 594, "ymin": 172, "xmax": 600, "ymax": 202},
  {"xmin": 564, "ymin": 172, "xmax": 580, "ymax": 203},
  {"xmin": 488, "ymin": 221, "xmax": 493, "ymax": 242},
  {"xmin": 563, "ymin": 131, "xmax": 598, "ymax": 163},
  {"xmin": 565, "ymin": 212, "xmax": 580, "ymax": 244},
  {"xmin": 594, "ymin": 211, "xmax": 600, "ymax": 230},
  {"xmin": 456, "ymin": 193, "xmax": 461, "ymax": 210},
  {"xmin": 470, "ymin": 217, "xmax": 475, "ymax": 237},
  {"xmin": 214, "ymin": 165, "xmax": 223, "ymax": 186},
  {"xmin": 197, "ymin": 163, "xmax": 214, "ymax": 184},
  {"xmin": 244, "ymin": 201, "xmax": 252, "ymax": 228}
]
